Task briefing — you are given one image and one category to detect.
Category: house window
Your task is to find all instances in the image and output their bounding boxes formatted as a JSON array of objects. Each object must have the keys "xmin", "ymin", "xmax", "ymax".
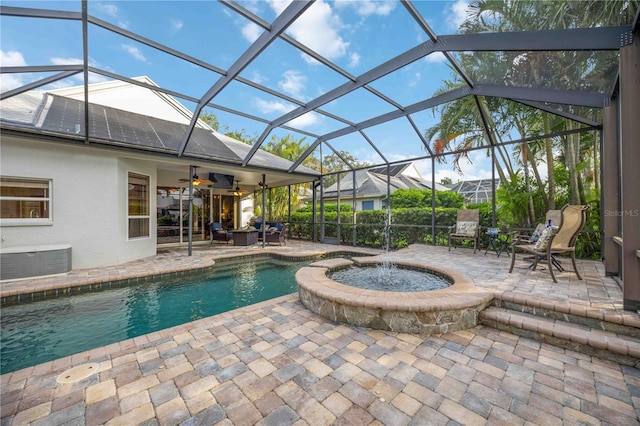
[
  {"xmin": 0, "ymin": 177, "xmax": 52, "ymax": 225},
  {"xmin": 362, "ymin": 200, "xmax": 374, "ymax": 211},
  {"xmin": 128, "ymin": 173, "xmax": 149, "ymax": 239}
]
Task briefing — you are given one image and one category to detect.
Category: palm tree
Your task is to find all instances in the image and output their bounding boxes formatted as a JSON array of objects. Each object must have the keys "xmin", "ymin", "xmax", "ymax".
[
  {"xmin": 452, "ymin": 0, "xmax": 635, "ymax": 214},
  {"xmin": 260, "ymin": 134, "xmax": 316, "ymax": 220}
]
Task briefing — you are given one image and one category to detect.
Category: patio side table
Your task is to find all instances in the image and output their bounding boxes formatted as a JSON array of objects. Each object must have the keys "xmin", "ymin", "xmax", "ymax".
[
  {"xmin": 232, "ymin": 230, "xmax": 258, "ymax": 246},
  {"xmin": 485, "ymin": 228, "xmax": 511, "ymax": 257}
]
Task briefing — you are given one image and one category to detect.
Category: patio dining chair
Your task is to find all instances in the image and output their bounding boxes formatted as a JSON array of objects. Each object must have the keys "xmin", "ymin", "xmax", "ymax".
[
  {"xmin": 448, "ymin": 209, "xmax": 480, "ymax": 254},
  {"xmin": 509, "ymin": 204, "xmax": 590, "ymax": 282}
]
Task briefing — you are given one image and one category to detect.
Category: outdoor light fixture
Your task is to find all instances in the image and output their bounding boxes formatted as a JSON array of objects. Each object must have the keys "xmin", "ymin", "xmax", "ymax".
[
  {"xmin": 179, "ymin": 166, "xmax": 213, "ymax": 187},
  {"xmin": 229, "ymin": 180, "xmax": 246, "ymax": 196}
]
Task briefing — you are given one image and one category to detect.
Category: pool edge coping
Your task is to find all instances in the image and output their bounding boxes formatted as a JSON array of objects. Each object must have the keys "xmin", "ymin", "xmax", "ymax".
[{"xmin": 0, "ymin": 249, "xmax": 377, "ymax": 306}]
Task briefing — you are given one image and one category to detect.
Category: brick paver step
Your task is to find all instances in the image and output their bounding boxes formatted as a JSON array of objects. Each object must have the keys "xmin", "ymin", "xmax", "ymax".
[
  {"xmin": 480, "ymin": 307, "xmax": 640, "ymax": 367},
  {"xmin": 492, "ymin": 292, "xmax": 640, "ymax": 338}
]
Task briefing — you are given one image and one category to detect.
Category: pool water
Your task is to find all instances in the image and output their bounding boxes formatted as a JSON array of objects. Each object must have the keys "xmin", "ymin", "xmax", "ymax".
[
  {"xmin": 1, "ymin": 258, "xmax": 305, "ymax": 374},
  {"xmin": 329, "ymin": 264, "xmax": 451, "ymax": 292}
]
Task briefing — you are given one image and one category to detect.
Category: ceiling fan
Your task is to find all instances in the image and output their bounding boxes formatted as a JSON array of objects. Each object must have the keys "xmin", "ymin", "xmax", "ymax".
[
  {"xmin": 228, "ymin": 180, "xmax": 247, "ymax": 196},
  {"xmin": 178, "ymin": 166, "xmax": 214, "ymax": 187}
]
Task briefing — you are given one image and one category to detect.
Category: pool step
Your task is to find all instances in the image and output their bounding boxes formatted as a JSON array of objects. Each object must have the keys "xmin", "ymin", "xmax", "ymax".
[{"xmin": 479, "ymin": 305, "xmax": 640, "ymax": 368}]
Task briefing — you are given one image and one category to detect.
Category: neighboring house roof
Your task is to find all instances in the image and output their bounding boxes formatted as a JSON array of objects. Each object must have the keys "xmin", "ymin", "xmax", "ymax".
[
  {"xmin": 449, "ymin": 179, "xmax": 500, "ymax": 204},
  {"xmin": 321, "ymin": 163, "xmax": 449, "ymax": 200},
  {"xmin": 0, "ymin": 83, "xmax": 319, "ymax": 178}
]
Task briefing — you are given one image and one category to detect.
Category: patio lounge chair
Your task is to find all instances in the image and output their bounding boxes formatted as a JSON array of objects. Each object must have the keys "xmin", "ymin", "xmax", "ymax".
[
  {"xmin": 210, "ymin": 222, "xmax": 232, "ymax": 244},
  {"xmin": 448, "ymin": 209, "xmax": 480, "ymax": 254},
  {"xmin": 264, "ymin": 223, "xmax": 288, "ymax": 246},
  {"xmin": 509, "ymin": 204, "xmax": 590, "ymax": 282}
]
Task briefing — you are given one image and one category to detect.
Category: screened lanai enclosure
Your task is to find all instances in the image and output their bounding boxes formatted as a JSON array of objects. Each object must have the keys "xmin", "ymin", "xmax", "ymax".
[{"xmin": 1, "ymin": 0, "xmax": 639, "ymax": 310}]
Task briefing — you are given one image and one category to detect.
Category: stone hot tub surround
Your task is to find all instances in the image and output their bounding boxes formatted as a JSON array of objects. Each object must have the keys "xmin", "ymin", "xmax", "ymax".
[{"xmin": 296, "ymin": 257, "xmax": 493, "ymax": 335}]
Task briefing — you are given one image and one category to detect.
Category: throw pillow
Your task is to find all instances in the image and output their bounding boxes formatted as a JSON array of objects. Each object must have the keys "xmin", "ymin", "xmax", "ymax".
[
  {"xmin": 534, "ymin": 226, "xmax": 558, "ymax": 251},
  {"xmin": 530, "ymin": 223, "xmax": 546, "ymax": 242},
  {"xmin": 456, "ymin": 221, "xmax": 478, "ymax": 236}
]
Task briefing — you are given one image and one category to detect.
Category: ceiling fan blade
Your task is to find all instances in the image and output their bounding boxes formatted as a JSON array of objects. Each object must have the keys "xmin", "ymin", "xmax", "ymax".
[{"xmin": 178, "ymin": 178, "xmax": 214, "ymax": 185}]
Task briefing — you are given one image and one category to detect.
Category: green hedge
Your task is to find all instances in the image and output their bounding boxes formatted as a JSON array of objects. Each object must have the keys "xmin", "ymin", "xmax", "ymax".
[
  {"xmin": 289, "ymin": 206, "xmax": 494, "ymax": 250},
  {"xmin": 288, "ymin": 200, "xmax": 600, "ymax": 258}
]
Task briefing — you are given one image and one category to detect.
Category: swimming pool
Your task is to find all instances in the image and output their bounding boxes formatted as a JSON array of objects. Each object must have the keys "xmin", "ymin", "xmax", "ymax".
[{"xmin": 1, "ymin": 257, "xmax": 307, "ymax": 374}]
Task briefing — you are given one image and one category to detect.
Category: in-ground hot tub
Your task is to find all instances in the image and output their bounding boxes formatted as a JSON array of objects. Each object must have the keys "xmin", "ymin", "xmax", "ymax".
[{"xmin": 296, "ymin": 257, "xmax": 493, "ymax": 335}]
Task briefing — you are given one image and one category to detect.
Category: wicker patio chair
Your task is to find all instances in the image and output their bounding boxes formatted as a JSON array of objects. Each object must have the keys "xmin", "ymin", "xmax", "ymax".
[
  {"xmin": 210, "ymin": 222, "xmax": 232, "ymax": 244},
  {"xmin": 264, "ymin": 223, "xmax": 288, "ymax": 246}
]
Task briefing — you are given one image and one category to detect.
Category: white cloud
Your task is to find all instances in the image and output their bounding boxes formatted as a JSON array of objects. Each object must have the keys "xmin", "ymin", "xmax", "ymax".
[
  {"xmin": 0, "ymin": 50, "xmax": 27, "ymax": 91},
  {"xmin": 46, "ymin": 56, "xmax": 111, "ymax": 88},
  {"xmin": 94, "ymin": 3, "xmax": 119, "ymax": 17},
  {"xmin": 1, "ymin": 49, "xmax": 27, "ymax": 67},
  {"xmin": 87, "ymin": 72, "xmax": 111, "ymax": 84},
  {"xmin": 0, "ymin": 50, "xmax": 112, "ymax": 92},
  {"xmin": 93, "ymin": 3, "xmax": 128, "ymax": 28},
  {"xmin": 241, "ymin": 0, "xmax": 263, "ymax": 15},
  {"xmin": 236, "ymin": 0, "xmax": 359, "ymax": 67},
  {"xmin": 253, "ymin": 98, "xmax": 294, "ymax": 115},
  {"xmin": 50, "ymin": 57, "xmax": 82, "ymax": 65},
  {"xmin": 252, "ymin": 97, "xmax": 321, "ymax": 129},
  {"xmin": 171, "ymin": 19, "xmax": 183, "ymax": 31},
  {"xmin": 408, "ymin": 71, "xmax": 421, "ymax": 88},
  {"xmin": 50, "ymin": 57, "xmax": 111, "ymax": 84},
  {"xmin": 278, "ymin": 70, "xmax": 307, "ymax": 99},
  {"xmin": 241, "ymin": 22, "xmax": 263, "ymax": 42},
  {"xmin": 425, "ymin": 52, "xmax": 447, "ymax": 64},
  {"xmin": 280, "ymin": 0, "xmax": 350, "ymax": 62},
  {"xmin": 0, "ymin": 74, "xmax": 25, "ymax": 91},
  {"xmin": 288, "ymin": 111, "xmax": 321, "ymax": 128},
  {"xmin": 335, "ymin": 0, "xmax": 396, "ymax": 17},
  {"xmin": 334, "ymin": 0, "xmax": 395, "ymax": 17},
  {"xmin": 446, "ymin": 0, "xmax": 469, "ymax": 30},
  {"xmin": 249, "ymin": 71, "xmax": 265, "ymax": 84},
  {"xmin": 121, "ymin": 44, "xmax": 147, "ymax": 62},
  {"xmin": 265, "ymin": 0, "xmax": 291, "ymax": 15},
  {"xmin": 348, "ymin": 52, "xmax": 360, "ymax": 68}
]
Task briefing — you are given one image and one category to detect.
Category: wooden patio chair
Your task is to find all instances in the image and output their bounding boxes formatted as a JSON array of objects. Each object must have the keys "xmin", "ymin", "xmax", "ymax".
[
  {"xmin": 448, "ymin": 209, "xmax": 480, "ymax": 254},
  {"xmin": 509, "ymin": 204, "xmax": 590, "ymax": 282}
]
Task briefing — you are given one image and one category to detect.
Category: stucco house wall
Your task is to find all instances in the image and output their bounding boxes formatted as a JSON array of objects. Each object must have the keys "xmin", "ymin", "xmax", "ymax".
[
  {"xmin": 1, "ymin": 76, "xmax": 320, "ymax": 274},
  {"xmin": 1, "ymin": 137, "xmax": 157, "ymax": 269}
]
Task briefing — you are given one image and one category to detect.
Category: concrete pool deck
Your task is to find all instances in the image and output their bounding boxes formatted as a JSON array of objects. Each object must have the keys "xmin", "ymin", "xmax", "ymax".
[{"xmin": 1, "ymin": 241, "xmax": 639, "ymax": 425}]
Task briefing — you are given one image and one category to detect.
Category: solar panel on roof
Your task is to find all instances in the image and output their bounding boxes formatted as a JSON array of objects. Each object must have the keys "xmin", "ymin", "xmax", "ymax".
[{"xmin": 41, "ymin": 95, "xmax": 243, "ymax": 160}]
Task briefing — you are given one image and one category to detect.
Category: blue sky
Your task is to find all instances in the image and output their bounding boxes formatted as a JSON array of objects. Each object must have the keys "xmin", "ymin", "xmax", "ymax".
[{"xmin": 1, "ymin": 0, "xmax": 497, "ymax": 183}]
